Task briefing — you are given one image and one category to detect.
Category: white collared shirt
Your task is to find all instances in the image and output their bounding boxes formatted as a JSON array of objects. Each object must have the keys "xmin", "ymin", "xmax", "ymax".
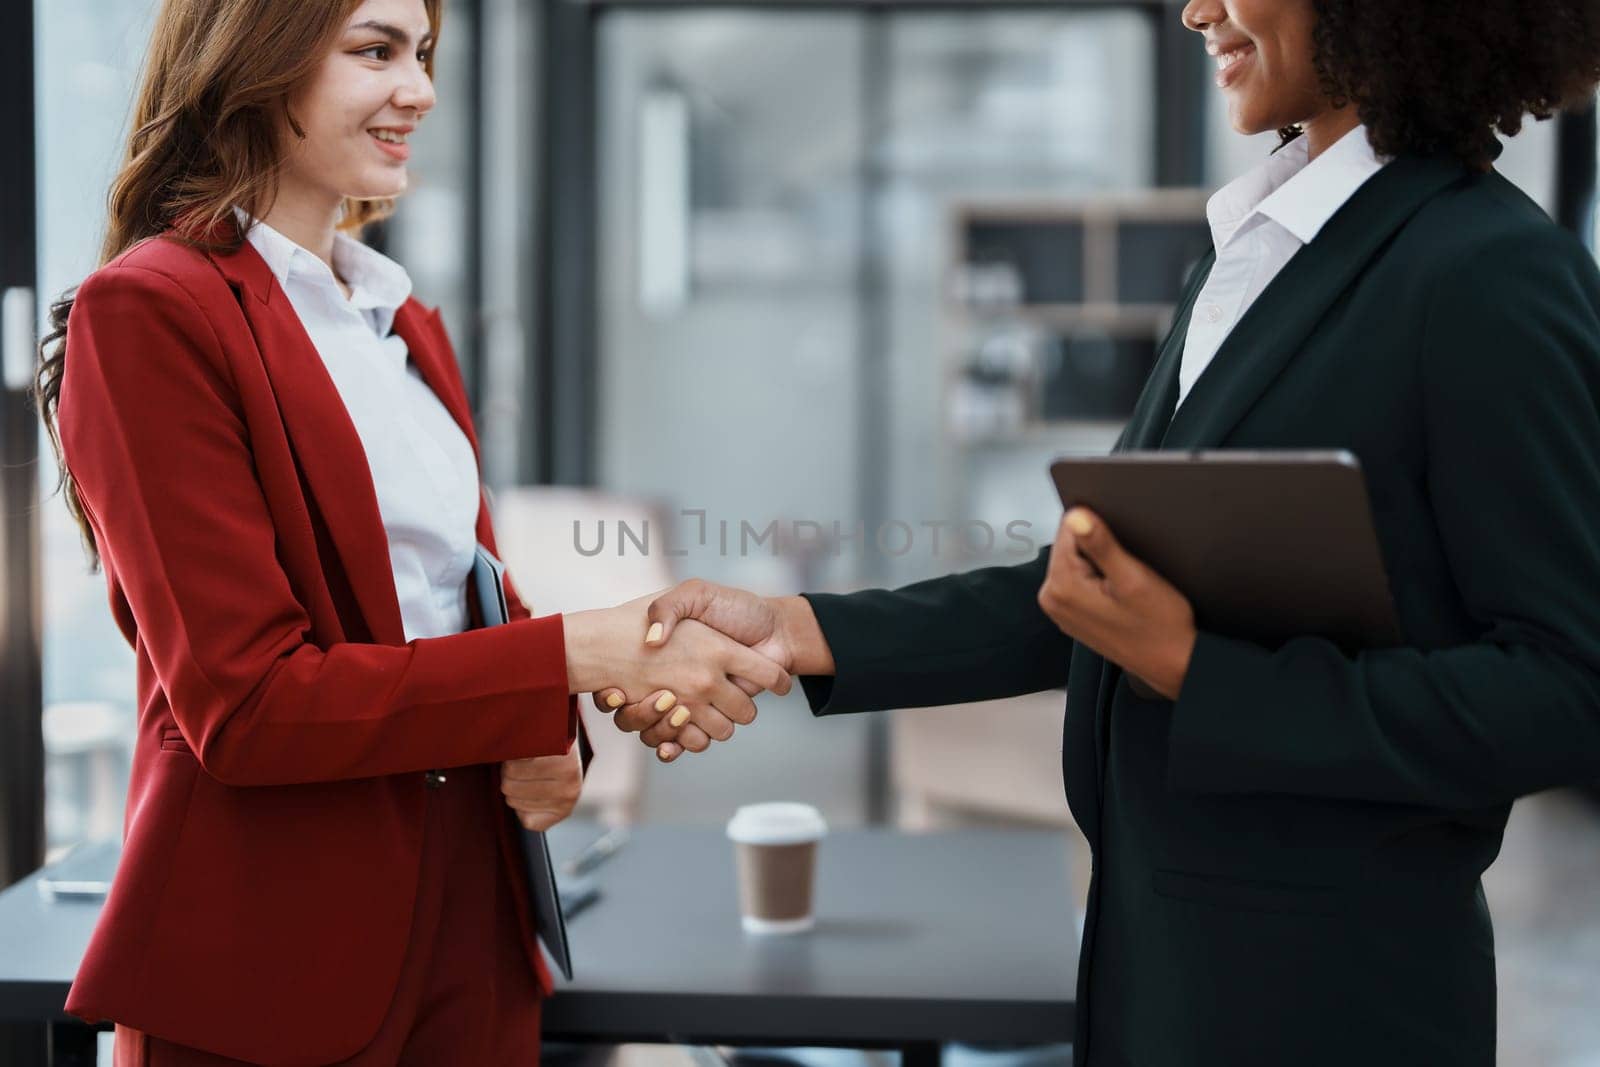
[
  {"xmin": 240, "ymin": 213, "xmax": 480, "ymax": 642},
  {"xmin": 1176, "ymin": 124, "xmax": 1390, "ymax": 411}
]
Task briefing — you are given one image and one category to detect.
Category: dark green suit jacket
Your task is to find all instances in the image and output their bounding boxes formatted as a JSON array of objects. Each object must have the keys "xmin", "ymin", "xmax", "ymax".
[{"xmin": 798, "ymin": 153, "xmax": 1600, "ymax": 1066}]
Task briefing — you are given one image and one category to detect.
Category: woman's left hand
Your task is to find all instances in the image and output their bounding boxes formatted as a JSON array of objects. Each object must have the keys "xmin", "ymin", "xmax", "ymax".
[
  {"xmin": 1038, "ymin": 508, "xmax": 1198, "ymax": 701},
  {"xmin": 500, "ymin": 745, "xmax": 583, "ymax": 831}
]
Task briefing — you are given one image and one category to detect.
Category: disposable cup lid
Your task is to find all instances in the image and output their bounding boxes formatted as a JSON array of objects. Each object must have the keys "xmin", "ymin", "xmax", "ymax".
[{"xmin": 726, "ymin": 802, "xmax": 828, "ymax": 846}]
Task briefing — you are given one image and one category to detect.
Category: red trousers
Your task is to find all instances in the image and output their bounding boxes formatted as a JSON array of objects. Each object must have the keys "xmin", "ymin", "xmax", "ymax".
[{"xmin": 114, "ymin": 763, "xmax": 543, "ymax": 1065}]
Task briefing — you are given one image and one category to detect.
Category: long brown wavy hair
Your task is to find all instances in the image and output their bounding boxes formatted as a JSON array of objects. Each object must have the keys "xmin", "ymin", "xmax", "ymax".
[{"xmin": 34, "ymin": 0, "xmax": 442, "ymax": 571}]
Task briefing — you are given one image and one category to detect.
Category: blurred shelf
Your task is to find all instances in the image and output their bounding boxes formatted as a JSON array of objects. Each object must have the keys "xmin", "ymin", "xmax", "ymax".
[
  {"xmin": 957, "ymin": 188, "xmax": 1212, "ymax": 224},
  {"xmin": 960, "ymin": 300, "xmax": 1177, "ymax": 334},
  {"xmin": 959, "ymin": 418, "xmax": 1126, "ymax": 451}
]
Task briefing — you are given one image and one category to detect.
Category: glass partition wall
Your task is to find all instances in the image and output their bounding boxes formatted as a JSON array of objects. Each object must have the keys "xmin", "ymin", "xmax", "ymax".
[
  {"xmin": 591, "ymin": 6, "xmax": 1167, "ymax": 820},
  {"xmin": 597, "ymin": 8, "xmax": 1161, "ymax": 600},
  {"xmin": 35, "ymin": 0, "xmax": 163, "ymax": 868}
]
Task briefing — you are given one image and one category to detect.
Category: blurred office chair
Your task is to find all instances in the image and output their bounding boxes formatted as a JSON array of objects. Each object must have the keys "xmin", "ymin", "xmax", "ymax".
[
  {"xmin": 42, "ymin": 700, "xmax": 133, "ymax": 857},
  {"xmin": 890, "ymin": 690, "xmax": 1073, "ymax": 830},
  {"xmin": 489, "ymin": 487, "xmax": 678, "ymax": 826}
]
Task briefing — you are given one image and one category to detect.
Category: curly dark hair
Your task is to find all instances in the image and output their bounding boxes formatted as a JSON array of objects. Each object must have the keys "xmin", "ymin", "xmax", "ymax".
[{"xmin": 1277, "ymin": 0, "xmax": 1600, "ymax": 171}]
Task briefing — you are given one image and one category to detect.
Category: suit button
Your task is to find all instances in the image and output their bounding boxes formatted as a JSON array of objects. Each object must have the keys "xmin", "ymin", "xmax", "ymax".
[{"xmin": 423, "ymin": 770, "xmax": 447, "ymax": 789}]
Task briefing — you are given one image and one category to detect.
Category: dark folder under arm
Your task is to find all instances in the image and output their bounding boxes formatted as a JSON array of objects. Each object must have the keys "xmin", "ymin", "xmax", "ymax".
[
  {"xmin": 1050, "ymin": 451, "xmax": 1403, "ymax": 653},
  {"xmin": 471, "ymin": 543, "xmax": 576, "ymax": 982}
]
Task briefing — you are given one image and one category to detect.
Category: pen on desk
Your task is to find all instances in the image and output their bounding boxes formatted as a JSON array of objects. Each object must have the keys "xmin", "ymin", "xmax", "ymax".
[
  {"xmin": 560, "ymin": 826, "xmax": 629, "ymax": 879},
  {"xmin": 38, "ymin": 879, "xmax": 111, "ymax": 900},
  {"xmin": 559, "ymin": 882, "xmax": 602, "ymax": 921}
]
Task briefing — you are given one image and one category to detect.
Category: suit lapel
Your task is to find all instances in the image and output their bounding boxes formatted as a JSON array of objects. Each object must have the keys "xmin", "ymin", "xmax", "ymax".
[
  {"xmin": 1161, "ymin": 154, "xmax": 1467, "ymax": 451},
  {"xmin": 395, "ymin": 303, "xmax": 481, "ymax": 464},
  {"xmin": 1118, "ymin": 249, "xmax": 1215, "ymax": 454},
  {"xmin": 1067, "ymin": 248, "xmax": 1213, "ymax": 825},
  {"xmin": 211, "ymin": 240, "xmax": 479, "ymax": 648}
]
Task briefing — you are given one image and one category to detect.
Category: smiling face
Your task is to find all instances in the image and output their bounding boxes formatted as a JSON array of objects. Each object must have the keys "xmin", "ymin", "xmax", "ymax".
[
  {"xmin": 277, "ymin": 0, "xmax": 436, "ymax": 214},
  {"xmin": 1181, "ymin": 0, "xmax": 1328, "ymax": 136}
]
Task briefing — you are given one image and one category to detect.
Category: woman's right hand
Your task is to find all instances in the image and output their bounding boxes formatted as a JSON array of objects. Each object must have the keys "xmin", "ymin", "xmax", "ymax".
[
  {"xmin": 594, "ymin": 583, "xmax": 835, "ymax": 762},
  {"xmin": 562, "ymin": 596, "xmax": 793, "ymax": 747}
]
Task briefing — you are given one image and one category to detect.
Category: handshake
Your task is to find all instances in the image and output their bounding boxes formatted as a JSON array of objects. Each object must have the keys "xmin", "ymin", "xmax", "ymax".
[
  {"xmin": 499, "ymin": 506, "xmax": 1199, "ymax": 830},
  {"xmin": 500, "ymin": 580, "xmax": 831, "ymax": 830},
  {"xmin": 591, "ymin": 580, "xmax": 826, "ymax": 763}
]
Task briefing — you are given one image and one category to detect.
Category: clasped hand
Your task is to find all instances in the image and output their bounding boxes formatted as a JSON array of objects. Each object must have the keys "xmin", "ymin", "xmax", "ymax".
[
  {"xmin": 585, "ymin": 508, "xmax": 1200, "ymax": 765},
  {"xmin": 598, "ymin": 582, "xmax": 802, "ymax": 763}
]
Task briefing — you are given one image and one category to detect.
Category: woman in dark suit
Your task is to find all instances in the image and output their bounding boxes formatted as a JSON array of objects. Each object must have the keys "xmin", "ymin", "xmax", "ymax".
[
  {"xmin": 34, "ymin": 0, "xmax": 790, "ymax": 1062},
  {"xmin": 596, "ymin": 0, "xmax": 1600, "ymax": 1063}
]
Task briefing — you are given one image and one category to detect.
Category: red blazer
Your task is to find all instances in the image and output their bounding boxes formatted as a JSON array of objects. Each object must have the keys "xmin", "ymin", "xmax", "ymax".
[{"xmin": 56, "ymin": 231, "xmax": 577, "ymax": 1063}]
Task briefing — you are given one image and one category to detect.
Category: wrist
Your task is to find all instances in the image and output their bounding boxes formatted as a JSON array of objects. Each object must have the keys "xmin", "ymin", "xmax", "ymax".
[
  {"xmin": 774, "ymin": 595, "xmax": 835, "ymax": 677},
  {"xmin": 563, "ymin": 606, "xmax": 627, "ymax": 695},
  {"xmin": 1162, "ymin": 626, "xmax": 1199, "ymax": 701}
]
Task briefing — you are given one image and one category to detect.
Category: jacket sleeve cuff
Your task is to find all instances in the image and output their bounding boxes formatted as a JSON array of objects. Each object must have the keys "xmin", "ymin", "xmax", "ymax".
[
  {"xmin": 575, "ymin": 698, "xmax": 595, "ymax": 776},
  {"xmin": 796, "ymin": 592, "xmax": 875, "ymax": 717}
]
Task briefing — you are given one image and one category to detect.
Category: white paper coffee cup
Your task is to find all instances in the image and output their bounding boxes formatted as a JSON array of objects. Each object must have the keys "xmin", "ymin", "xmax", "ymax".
[{"xmin": 726, "ymin": 803, "xmax": 828, "ymax": 935}]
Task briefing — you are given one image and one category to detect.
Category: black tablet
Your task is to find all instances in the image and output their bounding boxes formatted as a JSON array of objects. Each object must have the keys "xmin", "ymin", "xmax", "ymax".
[{"xmin": 1050, "ymin": 451, "xmax": 1403, "ymax": 652}]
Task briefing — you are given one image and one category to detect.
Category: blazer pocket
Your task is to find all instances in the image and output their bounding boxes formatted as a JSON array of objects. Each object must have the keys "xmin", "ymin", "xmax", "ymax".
[
  {"xmin": 160, "ymin": 727, "xmax": 194, "ymax": 755},
  {"xmin": 1153, "ymin": 869, "xmax": 1341, "ymax": 917}
]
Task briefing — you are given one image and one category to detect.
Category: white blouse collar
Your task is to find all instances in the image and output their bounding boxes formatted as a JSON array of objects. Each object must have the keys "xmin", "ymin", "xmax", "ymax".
[
  {"xmin": 1207, "ymin": 124, "xmax": 1389, "ymax": 252},
  {"xmin": 235, "ymin": 209, "xmax": 413, "ymax": 336}
]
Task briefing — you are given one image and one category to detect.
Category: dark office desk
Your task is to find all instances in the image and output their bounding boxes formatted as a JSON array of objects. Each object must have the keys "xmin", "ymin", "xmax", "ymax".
[{"xmin": 0, "ymin": 825, "xmax": 1078, "ymax": 1065}]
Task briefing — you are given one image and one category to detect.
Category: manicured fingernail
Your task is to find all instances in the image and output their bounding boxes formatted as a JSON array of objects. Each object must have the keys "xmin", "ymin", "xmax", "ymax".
[
  {"xmin": 645, "ymin": 622, "xmax": 664, "ymax": 645},
  {"xmin": 1066, "ymin": 509, "xmax": 1094, "ymax": 536},
  {"xmin": 605, "ymin": 692, "xmax": 625, "ymax": 708},
  {"xmin": 669, "ymin": 707, "xmax": 691, "ymax": 729},
  {"xmin": 655, "ymin": 691, "xmax": 678, "ymax": 713},
  {"xmin": 657, "ymin": 746, "xmax": 675, "ymax": 762}
]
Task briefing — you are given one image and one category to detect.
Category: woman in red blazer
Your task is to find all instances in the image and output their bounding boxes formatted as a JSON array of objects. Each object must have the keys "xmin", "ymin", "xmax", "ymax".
[{"xmin": 33, "ymin": 0, "xmax": 790, "ymax": 1063}]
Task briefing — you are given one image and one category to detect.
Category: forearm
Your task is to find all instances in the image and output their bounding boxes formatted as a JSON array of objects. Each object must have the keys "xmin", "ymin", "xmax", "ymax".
[
  {"xmin": 188, "ymin": 619, "xmax": 574, "ymax": 787},
  {"xmin": 795, "ymin": 549, "xmax": 1071, "ymax": 715},
  {"xmin": 1169, "ymin": 630, "xmax": 1600, "ymax": 808},
  {"xmin": 562, "ymin": 606, "xmax": 628, "ymax": 696}
]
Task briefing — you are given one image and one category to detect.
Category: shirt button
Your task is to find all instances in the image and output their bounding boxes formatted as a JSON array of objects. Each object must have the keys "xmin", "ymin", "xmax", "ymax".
[{"xmin": 1201, "ymin": 303, "xmax": 1225, "ymax": 324}]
